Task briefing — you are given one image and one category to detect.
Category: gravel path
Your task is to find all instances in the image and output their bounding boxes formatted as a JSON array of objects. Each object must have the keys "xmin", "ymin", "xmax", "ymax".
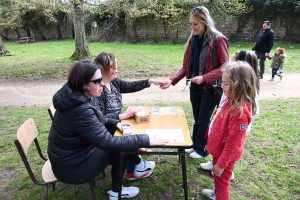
[{"xmin": 1, "ymin": 73, "xmax": 300, "ymax": 107}]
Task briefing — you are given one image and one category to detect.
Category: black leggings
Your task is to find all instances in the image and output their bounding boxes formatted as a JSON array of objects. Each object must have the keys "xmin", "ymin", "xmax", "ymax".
[{"xmin": 52, "ymin": 148, "xmax": 141, "ymax": 192}]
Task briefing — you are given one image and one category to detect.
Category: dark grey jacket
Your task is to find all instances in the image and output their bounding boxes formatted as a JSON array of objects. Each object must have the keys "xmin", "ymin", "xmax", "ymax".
[
  {"xmin": 255, "ymin": 28, "xmax": 275, "ymax": 53},
  {"xmin": 97, "ymin": 78, "xmax": 150, "ymax": 119},
  {"xmin": 48, "ymin": 83, "xmax": 150, "ymax": 168},
  {"xmin": 270, "ymin": 54, "xmax": 285, "ymax": 69}
]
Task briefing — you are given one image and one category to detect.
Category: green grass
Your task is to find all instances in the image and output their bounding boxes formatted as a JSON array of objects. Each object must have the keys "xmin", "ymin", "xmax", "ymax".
[
  {"xmin": 1, "ymin": 40, "xmax": 300, "ymax": 81},
  {"xmin": 1, "ymin": 41, "xmax": 300, "ymax": 199},
  {"xmin": 1, "ymin": 99, "xmax": 300, "ymax": 199}
]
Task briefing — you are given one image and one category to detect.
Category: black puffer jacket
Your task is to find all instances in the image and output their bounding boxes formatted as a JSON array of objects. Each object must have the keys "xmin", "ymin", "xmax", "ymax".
[{"xmin": 48, "ymin": 83, "xmax": 150, "ymax": 168}]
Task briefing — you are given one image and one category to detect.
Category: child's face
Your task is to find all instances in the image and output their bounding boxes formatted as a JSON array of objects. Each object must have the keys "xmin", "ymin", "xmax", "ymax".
[
  {"xmin": 231, "ymin": 53, "xmax": 238, "ymax": 61},
  {"xmin": 275, "ymin": 49, "xmax": 280, "ymax": 54},
  {"xmin": 221, "ymin": 72, "xmax": 231, "ymax": 97}
]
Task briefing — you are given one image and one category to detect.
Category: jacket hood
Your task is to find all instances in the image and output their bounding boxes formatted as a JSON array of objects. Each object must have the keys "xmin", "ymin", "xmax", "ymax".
[{"xmin": 53, "ymin": 83, "xmax": 90, "ymax": 112}]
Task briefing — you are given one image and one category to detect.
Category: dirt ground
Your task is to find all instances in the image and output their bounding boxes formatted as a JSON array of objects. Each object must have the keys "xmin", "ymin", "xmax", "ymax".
[{"xmin": 1, "ymin": 72, "xmax": 300, "ymax": 107}]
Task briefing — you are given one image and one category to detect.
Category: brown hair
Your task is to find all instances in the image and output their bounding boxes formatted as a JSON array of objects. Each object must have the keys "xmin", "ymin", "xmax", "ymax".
[
  {"xmin": 68, "ymin": 60, "xmax": 100, "ymax": 93},
  {"xmin": 233, "ymin": 51, "xmax": 260, "ymax": 92},
  {"xmin": 94, "ymin": 52, "xmax": 116, "ymax": 74}
]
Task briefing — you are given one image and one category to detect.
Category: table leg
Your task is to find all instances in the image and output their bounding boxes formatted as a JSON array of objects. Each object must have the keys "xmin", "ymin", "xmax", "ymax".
[
  {"xmin": 118, "ymin": 152, "xmax": 124, "ymax": 200},
  {"xmin": 179, "ymin": 148, "xmax": 188, "ymax": 200}
]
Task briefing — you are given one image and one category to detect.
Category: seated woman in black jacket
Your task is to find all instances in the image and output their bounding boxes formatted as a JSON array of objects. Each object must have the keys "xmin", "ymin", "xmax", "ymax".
[{"xmin": 47, "ymin": 60, "xmax": 169, "ymax": 200}]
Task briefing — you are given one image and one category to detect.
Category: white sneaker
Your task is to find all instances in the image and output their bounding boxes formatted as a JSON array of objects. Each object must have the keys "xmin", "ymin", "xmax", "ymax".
[
  {"xmin": 134, "ymin": 160, "xmax": 155, "ymax": 177},
  {"xmin": 200, "ymin": 161, "xmax": 213, "ymax": 170},
  {"xmin": 108, "ymin": 186, "xmax": 139, "ymax": 200},
  {"xmin": 211, "ymin": 171, "xmax": 235, "ymax": 180},
  {"xmin": 189, "ymin": 151, "xmax": 203, "ymax": 159},
  {"xmin": 231, "ymin": 172, "xmax": 235, "ymax": 180},
  {"xmin": 185, "ymin": 148, "xmax": 195, "ymax": 153},
  {"xmin": 202, "ymin": 189, "xmax": 216, "ymax": 200}
]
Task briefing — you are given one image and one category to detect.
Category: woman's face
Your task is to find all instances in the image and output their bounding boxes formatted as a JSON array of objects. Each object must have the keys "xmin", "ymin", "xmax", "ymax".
[
  {"xmin": 190, "ymin": 15, "xmax": 205, "ymax": 36},
  {"xmin": 84, "ymin": 69, "xmax": 104, "ymax": 98},
  {"xmin": 104, "ymin": 59, "xmax": 118, "ymax": 81},
  {"xmin": 221, "ymin": 71, "xmax": 231, "ymax": 97}
]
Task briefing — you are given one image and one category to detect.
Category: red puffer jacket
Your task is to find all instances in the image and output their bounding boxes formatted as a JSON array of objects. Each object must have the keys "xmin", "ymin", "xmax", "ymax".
[
  {"xmin": 206, "ymin": 99, "xmax": 252, "ymax": 169},
  {"xmin": 170, "ymin": 35, "xmax": 229, "ymax": 87}
]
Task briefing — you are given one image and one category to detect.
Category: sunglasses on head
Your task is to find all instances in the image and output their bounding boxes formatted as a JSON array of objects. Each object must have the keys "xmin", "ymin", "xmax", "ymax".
[
  {"xmin": 87, "ymin": 78, "xmax": 102, "ymax": 85},
  {"xmin": 191, "ymin": 7, "xmax": 203, "ymax": 14}
]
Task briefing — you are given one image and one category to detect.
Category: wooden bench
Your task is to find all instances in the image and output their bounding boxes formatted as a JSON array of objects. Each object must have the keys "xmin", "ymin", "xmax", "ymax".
[{"xmin": 17, "ymin": 37, "xmax": 35, "ymax": 44}]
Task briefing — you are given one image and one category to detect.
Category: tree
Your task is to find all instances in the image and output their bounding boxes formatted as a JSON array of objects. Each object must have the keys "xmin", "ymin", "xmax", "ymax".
[
  {"xmin": 70, "ymin": 0, "xmax": 90, "ymax": 60},
  {"xmin": 0, "ymin": 0, "xmax": 9, "ymax": 56},
  {"xmin": 0, "ymin": 35, "xmax": 9, "ymax": 56}
]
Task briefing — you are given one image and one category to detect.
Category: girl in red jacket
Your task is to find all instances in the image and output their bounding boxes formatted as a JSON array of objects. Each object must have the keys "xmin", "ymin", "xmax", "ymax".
[{"xmin": 202, "ymin": 61, "xmax": 258, "ymax": 200}]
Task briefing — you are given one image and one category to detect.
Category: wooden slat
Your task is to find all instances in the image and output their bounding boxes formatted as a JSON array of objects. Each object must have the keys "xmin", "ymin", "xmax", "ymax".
[{"xmin": 16, "ymin": 118, "xmax": 38, "ymax": 156}]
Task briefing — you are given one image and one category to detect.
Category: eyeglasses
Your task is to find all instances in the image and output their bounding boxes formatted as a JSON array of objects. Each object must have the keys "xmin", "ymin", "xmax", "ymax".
[
  {"xmin": 191, "ymin": 7, "xmax": 203, "ymax": 14},
  {"xmin": 87, "ymin": 78, "xmax": 102, "ymax": 85}
]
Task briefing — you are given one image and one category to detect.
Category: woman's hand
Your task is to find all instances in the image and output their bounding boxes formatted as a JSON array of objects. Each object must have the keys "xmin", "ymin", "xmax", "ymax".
[
  {"xmin": 149, "ymin": 79, "xmax": 164, "ymax": 87},
  {"xmin": 125, "ymin": 107, "xmax": 142, "ymax": 119},
  {"xmin": 116, "ymin": 122, "xmax": 133, "ymax": 131},
  {"xmin": 160, "ymin": 80, "xmax": 172, "ymax": 89},
  {"xmin": 147, "ymin": 134, "xmax": 170, "ymax": 146},
  {"xmin": 191, "ymin": 76, "xmax": 205, "ymax": 85},
  {"xmin": 212, "ymin": 163, "xmax": 224, "ymax": 177},
  {"xmin": 119, "ymin": 107, "xmax": 142, "ymax": 120}
]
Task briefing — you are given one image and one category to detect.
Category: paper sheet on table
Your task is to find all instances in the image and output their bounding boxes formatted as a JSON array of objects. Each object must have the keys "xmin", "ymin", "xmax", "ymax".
[{"xmin": 145, "ymin": 129, "xmax": 185, "ymax": 143}]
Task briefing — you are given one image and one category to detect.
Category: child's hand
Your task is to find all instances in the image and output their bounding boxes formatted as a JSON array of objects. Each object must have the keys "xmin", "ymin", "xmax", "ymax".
[{"xmin": 212, "ymin": 163, "xmax": 224, "ymax": 177}]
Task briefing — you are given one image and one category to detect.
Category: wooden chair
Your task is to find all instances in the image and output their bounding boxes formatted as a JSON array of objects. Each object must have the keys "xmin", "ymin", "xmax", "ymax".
[
  {"xmin": 47, "ymin": 104, "xmax": 56, "ymax": 120},
  {"xmin": 14, "ymin": 118, "xmax": 97, "ymax": 200}
]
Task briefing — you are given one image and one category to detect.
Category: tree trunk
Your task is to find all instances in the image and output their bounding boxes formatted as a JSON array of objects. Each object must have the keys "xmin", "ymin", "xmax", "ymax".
[
  {"xmin": 71, "ymin": 0, "xmax": 90, "ymax": 60},
  {"xmin": 31, "ymin": 22, "xmax": 47, "ymax": 40},
  {"xmin": 25, "ymin": 26, "xmax": 31, "ymax": 37},
  {"xmin": 14, "ymin": 28, "xmax": 21, "ymax": 39},
  {"xmin": 56, "ymin": 22, "xmax": 63, "ymax": 40},
  {"xmin": 0, "ymin": 36, "xmax": 9, "ymax": 56}
]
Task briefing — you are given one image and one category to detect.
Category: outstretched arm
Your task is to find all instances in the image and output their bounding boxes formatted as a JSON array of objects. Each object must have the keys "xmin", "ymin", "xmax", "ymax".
[{"xmin": 160, "ymin": 79, "xmax": 172, "ymax": 89}]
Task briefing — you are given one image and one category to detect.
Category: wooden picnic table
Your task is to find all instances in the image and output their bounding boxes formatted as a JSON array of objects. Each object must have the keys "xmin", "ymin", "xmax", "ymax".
[{"xmin": 18, "ymin": 37, "xmax": 35, "ymax": 44}]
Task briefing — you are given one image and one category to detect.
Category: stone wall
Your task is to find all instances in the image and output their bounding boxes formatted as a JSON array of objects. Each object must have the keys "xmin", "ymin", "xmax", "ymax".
[
  {"xmin": 133, "ymin": 17, "xmax": 288, "ymax": 42},
  {"xmin": 1, "ymin": 16, "xmax": 294, "ymax": 43}
]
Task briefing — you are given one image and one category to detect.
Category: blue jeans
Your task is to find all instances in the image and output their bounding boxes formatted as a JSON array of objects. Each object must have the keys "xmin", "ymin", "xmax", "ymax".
[
  {"xmin": 190, "ymin": 84, "xmax": 217, "ymax": 156},
  {"xmin": 271, "ymin": 68, "xmax": 278, "ymax": 78}
]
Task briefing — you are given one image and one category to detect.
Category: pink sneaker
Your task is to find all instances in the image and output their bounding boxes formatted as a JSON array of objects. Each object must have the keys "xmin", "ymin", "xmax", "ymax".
[{"xmin": 138, "ymin": 148, "xmax": 152, "ymax": 152}]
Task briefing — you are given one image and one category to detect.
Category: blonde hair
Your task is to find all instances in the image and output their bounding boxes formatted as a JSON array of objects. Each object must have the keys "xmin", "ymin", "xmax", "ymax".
[
  {"xmin": 94, "ymin": 52, "xmax": 116, "ymax": 74},
  {"xmin": 186, "ymin": 6, "xmax": 224, "ymax": 47},
  {"xmin": 222, "ymin": 61, "xmax": 257, "ymax": 117}
]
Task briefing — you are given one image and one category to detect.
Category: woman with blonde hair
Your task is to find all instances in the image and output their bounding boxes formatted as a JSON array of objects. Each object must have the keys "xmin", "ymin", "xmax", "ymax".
[{"xmin": 161, "ymin": 6, "xmax": 229, "ymax": 159}]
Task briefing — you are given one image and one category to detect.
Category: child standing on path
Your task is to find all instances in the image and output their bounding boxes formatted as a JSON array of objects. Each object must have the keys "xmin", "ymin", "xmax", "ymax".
[
  {"xmin": 201, "ymin": 61, "xmax": 257, "ymax": 200},
  {"xmin": 268, "ymin": 47, "xmax": 287, "ymax": 81},
  {"xmin": 200, "ymin": 51, "xmax": 260, "ymax": 181}
]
